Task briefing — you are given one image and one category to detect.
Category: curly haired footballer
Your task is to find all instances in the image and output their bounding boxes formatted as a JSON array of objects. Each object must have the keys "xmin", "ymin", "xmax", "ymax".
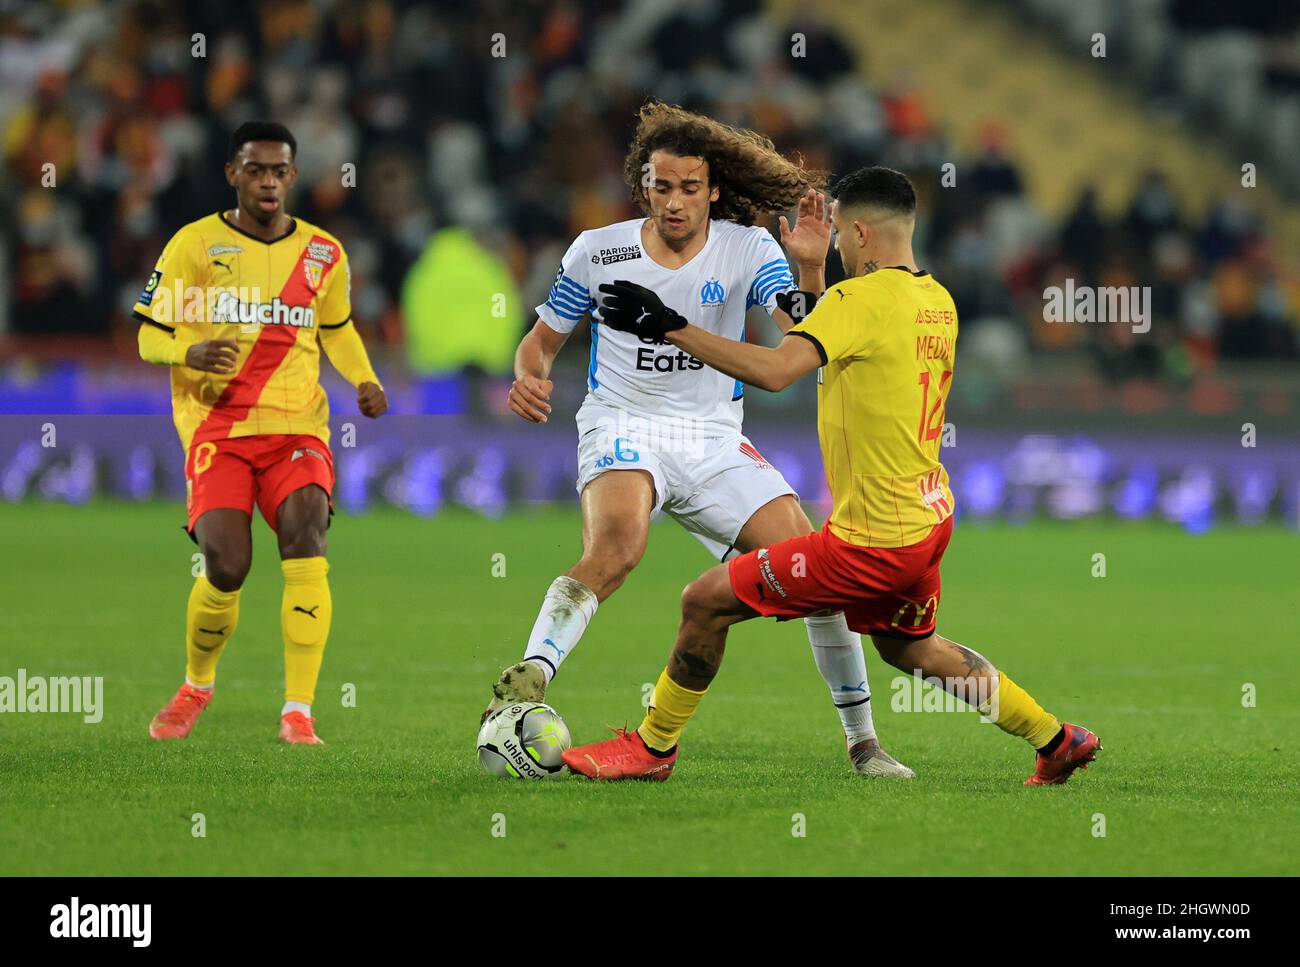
[
  {"xmin": 490, "ymin": 97, "xmax": 917, "ymax": 784},
  {"xmin": 623, "ymin": 101, "xmax": 826, "ymax": 226}
]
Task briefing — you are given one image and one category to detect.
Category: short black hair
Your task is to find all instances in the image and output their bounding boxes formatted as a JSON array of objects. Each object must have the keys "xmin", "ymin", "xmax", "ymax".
[
  {"xmin": 831, "ymin": 166, "xmax": 916, "ymax": 216},
  {"xmin": 229, "ymin": 121, "xmax": 296, "ymax": 161}
]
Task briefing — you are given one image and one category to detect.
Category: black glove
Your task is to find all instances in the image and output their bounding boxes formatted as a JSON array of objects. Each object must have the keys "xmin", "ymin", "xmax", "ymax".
[
  {"xmin": 775, "ymin": 289, "xmax": 820, "ymax": 324},
  {"xmin": 597, "ymin": 280, "xmax": 687, "ymax": 343}
]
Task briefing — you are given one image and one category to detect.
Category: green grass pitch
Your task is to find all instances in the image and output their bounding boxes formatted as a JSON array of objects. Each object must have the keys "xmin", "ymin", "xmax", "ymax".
[{"xmin": 1, "ymin": 501, "xmax": 1296, "ymax": 875}]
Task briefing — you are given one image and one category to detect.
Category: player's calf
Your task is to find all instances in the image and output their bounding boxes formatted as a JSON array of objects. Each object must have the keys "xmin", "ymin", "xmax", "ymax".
[
  {"xmin": 871, "ymin": 632, "xmax": 1099, "ymax": 784},
  {"xmin": 871, "ymin": 633, "xmax": 1000, "ymax": 711},
  {"xmin": 671, "ymin": 565, "xmax": 749, "ymax": 689}
]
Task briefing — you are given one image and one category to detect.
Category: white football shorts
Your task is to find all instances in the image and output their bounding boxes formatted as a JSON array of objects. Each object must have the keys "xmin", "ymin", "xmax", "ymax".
[{"xmin": 574, "ymin": 401, "xmax": 798, "ymax": 561}]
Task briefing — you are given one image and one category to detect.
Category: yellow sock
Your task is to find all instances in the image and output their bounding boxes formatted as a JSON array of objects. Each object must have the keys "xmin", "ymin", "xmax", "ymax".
[
  {"xmin": 981, "ymin": 672, "xmax": 1061, "ymax": 749},
  {"xmin": 281, "ymin": 557, "xmax": 332, "ymax": 705},
  {"xmin": 185, "ymin": 575, "xmax": 240, "ymax": 686},
  {"xmin": 637, "ymin": 668, "xmax": 707, "ymax": 752}
]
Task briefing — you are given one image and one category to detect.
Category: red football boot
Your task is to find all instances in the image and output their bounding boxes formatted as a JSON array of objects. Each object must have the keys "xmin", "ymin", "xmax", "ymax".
[
  {"xmin": 562, "ymin": 726, "xmax": 676, "ymax": 781},
  {"xmin": 148, "ymin": 683, "xmax": 213, "ymax": 740},
  {"xmin": 279, "ymin": 711, "xmax": 324, "ymax": 745},
  {"xmin": 1024, "ymin": 722, "xmax": 1101, "ymax": 786}
]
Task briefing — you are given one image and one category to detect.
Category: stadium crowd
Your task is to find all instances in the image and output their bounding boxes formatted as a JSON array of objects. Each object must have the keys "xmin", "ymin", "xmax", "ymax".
[{"xmin": 2, "ymin": 0, "xmax": 1295, "ymax": 379}]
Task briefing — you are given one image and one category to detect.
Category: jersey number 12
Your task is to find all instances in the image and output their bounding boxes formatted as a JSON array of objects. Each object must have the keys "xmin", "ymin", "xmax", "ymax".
[{"xmin": 916, "ymin": 370, "xmax": 953, "ymax": 445}]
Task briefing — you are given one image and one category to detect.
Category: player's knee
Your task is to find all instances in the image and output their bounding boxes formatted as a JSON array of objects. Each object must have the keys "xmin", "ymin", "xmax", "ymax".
[
  {"xmin": 680, "ymin": 578, "xmax": 725, "ymax": 630},
  {"xmin": 871, "ymin": 633, "xmax": 931, "ymax": 670},
  {"xmin": 581, "ymin": 543, "xmax": 643, "ymax": 593},
  {"xmin": 276, "ymin": 490, "xmax": 329, "ymax": 558},
  {"xmin": 203, "ymin": 544, "xmax": 250, "ymax": 591},
  {"xmin": 278, "ymin": 520, "xmax": 327, "ymax": 559}
]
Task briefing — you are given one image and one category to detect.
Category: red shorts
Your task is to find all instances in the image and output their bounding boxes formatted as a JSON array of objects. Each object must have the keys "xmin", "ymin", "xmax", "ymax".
[
  {"xmin": 184, "ymin": 433, "xmax": 334, "ymax": 535},
  {"xmin": 729, "ymin": 516, "xmax": 954, "ymax": 639}
]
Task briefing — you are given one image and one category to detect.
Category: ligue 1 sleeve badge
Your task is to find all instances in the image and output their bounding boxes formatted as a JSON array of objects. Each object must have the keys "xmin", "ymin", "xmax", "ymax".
[{"xmin": 138, "ymin": 269, "xmax": 162, "ymax": 306}]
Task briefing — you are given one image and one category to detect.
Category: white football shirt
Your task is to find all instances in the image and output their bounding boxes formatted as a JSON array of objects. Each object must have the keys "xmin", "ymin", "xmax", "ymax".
[{"xmin": 537, "ymin": 218, "xmax": 796, "ymax": 434}]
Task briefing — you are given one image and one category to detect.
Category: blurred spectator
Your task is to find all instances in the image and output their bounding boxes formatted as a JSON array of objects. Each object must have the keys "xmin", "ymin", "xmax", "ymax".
[
  {"xmin": 967, "ymin": 122, "xmax": 1023, "ymax": 200},
  {"xmin": 1124, "ymin": 170, "xmax": 1181, "ymax": 253},
  {"xmin": 401, "ymin": 226, "xmax": 519, "ymax": 375},
  {"xmin": 1060, "ymin": 187, "xmax": 1106, "ymax": 285}
]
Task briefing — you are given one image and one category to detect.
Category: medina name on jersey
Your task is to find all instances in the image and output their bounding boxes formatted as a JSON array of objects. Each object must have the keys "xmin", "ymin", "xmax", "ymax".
[{"xmin": 536, "ymin": 218, "xmax": 796, "ymax": 434}]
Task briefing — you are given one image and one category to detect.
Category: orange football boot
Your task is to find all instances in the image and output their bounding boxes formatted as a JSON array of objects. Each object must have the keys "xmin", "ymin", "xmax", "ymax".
[
  {"xmin": 562, "ymin": 726, "xmax": 676, "ymax": 781},
  {"xmin": 279, "ymin": 711, "xmax": 324, "ymax": 745},
  {"xmin": 148, "ymin": 683, "xmax": 213, "ymax": 740},
  {"xmin": 1024, "ymin": 722, "xmax": 1101, "ymax": 785}
]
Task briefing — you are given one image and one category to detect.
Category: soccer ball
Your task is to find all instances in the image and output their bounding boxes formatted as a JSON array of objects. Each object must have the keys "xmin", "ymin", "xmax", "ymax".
[{"xmin": 476, "ymin": 702, "xmax": 571, "ymax": 779}]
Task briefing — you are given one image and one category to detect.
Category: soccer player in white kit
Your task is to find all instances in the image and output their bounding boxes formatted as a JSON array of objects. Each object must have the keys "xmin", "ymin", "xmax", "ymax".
[{"xmin": 490, "ymin": 103, "xmax": 910, "ymax": 777}]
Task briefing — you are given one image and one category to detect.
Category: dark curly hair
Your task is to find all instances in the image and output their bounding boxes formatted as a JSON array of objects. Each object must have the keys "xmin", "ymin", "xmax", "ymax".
[{"xmin": 623, "ymin": 102, "xmax": 825, "ymax": 226}]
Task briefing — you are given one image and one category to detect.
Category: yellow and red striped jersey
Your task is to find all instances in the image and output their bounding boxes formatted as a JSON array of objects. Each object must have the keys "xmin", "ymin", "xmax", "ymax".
[
  {"xmin": 788, "ymin": 267, "xmax": 958, "ymax": 548},
  {"xmin": 133, "ymin": 211, "xmax": 352, "ymax": 451}
]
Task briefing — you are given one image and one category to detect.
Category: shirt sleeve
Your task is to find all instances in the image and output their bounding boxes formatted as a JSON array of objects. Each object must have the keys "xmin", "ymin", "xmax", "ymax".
[
  {"xmin": 787, "ymin": 282, "xmax": 882, "ymax": 364},
  {"xmin": 132, "ymin": 227, "xmax": 201, "ymax": 331},
  {"xmin": 319, "ymin": 319, "xmax": 379, "ymax": 387},
  {"xmin": 317, "ymin": 245, "xmax": 353, "ymax": 329},
  {"xmin": 137, "ymin": 319, "xmax": 188, "ymax": 365},
  {"xmin": 745, "ymin": 228, "xmax": 796, "ymax": 312},
  {"xmin": 536, "ymin": 234, "xmax": 596, "ymax": 334}
]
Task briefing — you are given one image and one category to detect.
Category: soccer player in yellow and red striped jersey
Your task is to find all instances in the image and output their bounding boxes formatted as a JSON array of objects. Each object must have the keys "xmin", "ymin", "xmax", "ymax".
[
  {"xmin": 136, "ymin": 122, "xmax": 387, "ymax": 745},
  {"xmin": 564, "ymin": 167, "xmax": 1100, "ymax": 785}
]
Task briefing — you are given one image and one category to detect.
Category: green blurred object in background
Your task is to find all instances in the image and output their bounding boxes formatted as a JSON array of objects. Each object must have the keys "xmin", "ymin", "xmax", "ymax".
[{"xmin": 401, "ymin": 227, "xmax": 521, "ymax": 375}]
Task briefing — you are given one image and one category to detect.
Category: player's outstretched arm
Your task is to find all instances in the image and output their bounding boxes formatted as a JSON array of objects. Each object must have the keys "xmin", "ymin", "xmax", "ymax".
[
  {"xmin": 320, "ymin": 320, "xmax": 387, "ymax": 418},
  {"xmin": 508, "ymin": 319, "xmax": 569, "ymax": 424},
  {"xmin": 595, "ymin": 280, "xmax": 819, "ymax": 392},
  {"xmin": 667, "ymin": 324, "xmax": 822, "ymax": 393}
]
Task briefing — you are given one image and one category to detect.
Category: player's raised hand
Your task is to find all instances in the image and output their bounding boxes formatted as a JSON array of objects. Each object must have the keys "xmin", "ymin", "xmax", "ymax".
[
  {"xmin": 779, "ymin": 188, "xmax": 830, "ymax": 267},
  {"xmin": 185, "ymin": 339, "xmax": 240, "ymax": 374},
  {"xmin": 357, "ymin": 381, "xmax": 387, "ymax": 418},
  {"xmin": 508, "ymin": 374, "xmax": 553, "ymax": 423}
]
